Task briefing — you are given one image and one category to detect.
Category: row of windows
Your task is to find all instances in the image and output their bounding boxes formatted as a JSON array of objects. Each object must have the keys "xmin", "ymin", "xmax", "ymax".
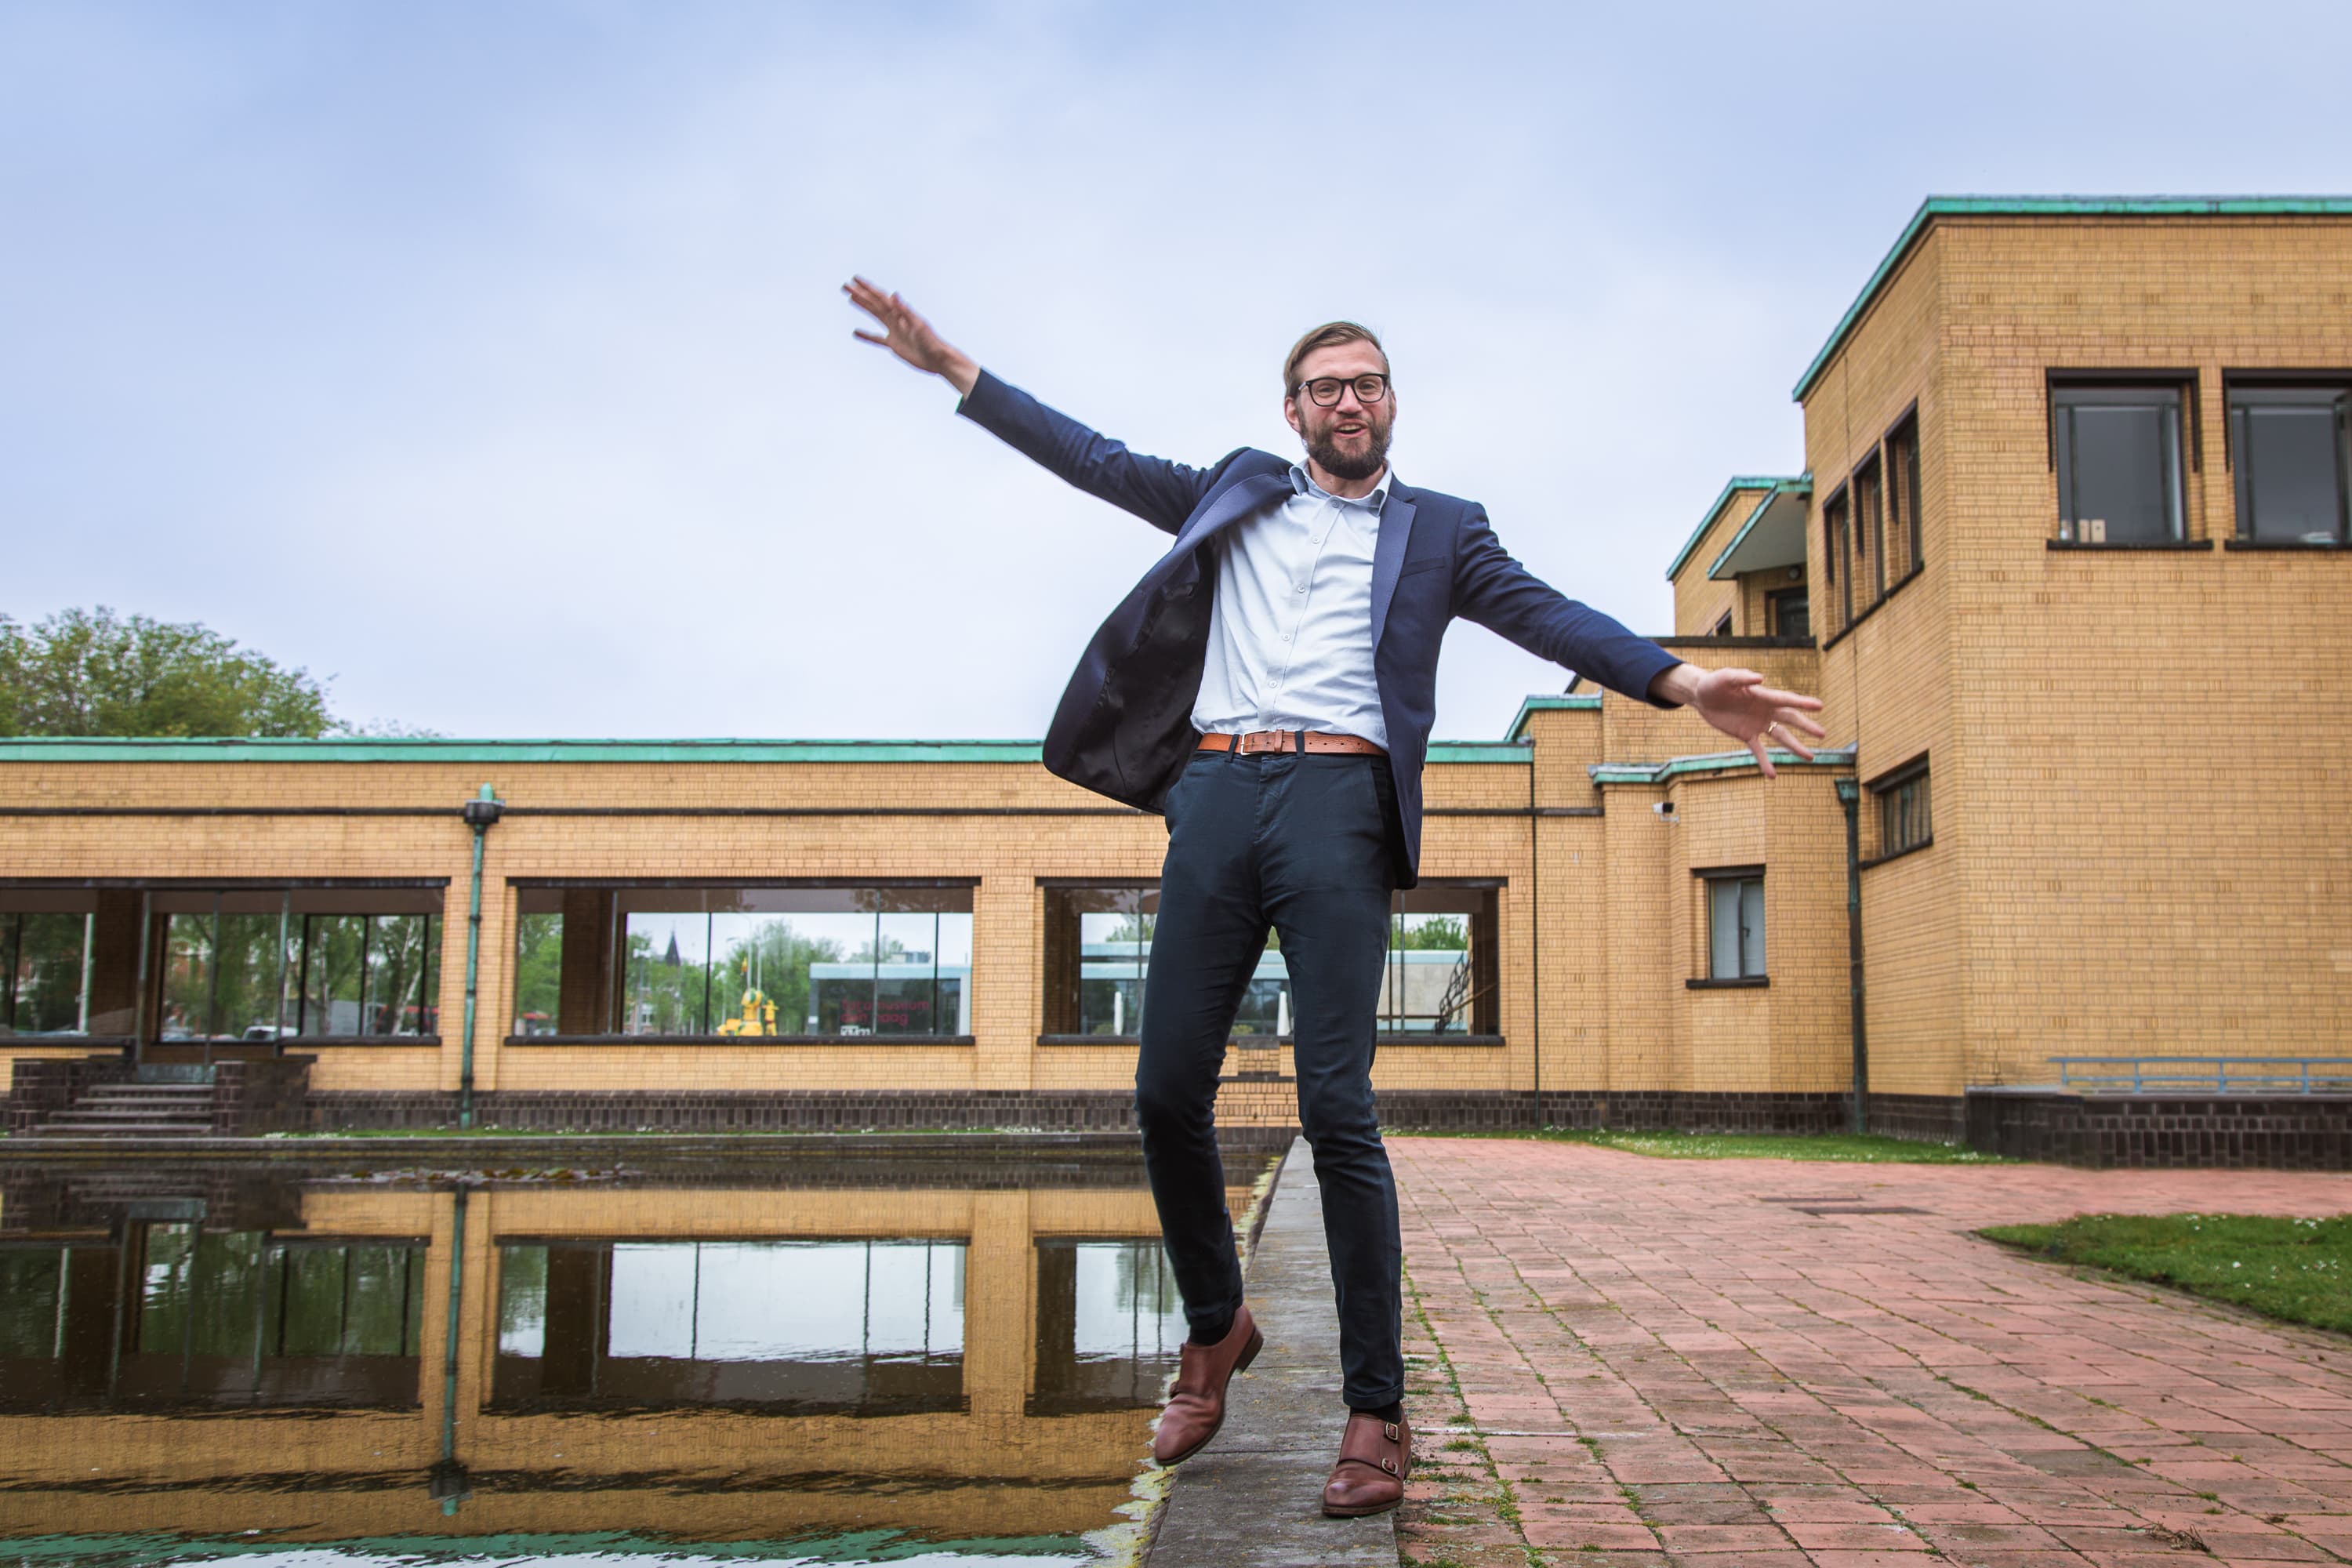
[
  {"xmin": 0, "ymin": 882, "xmax": 1505, "ymax": 1045},
  {"xmin": 0, "ymin": 1222, "xmax": 1177, "ymax": 1418},
  {"xmin": 1821, "ymin": 409, "xmax": 1924, "ymax": 640},
  {"xmin": 511, "ymin": 882, "xmax": 1501, "ymax": 1043},
  {"xmin": 2054, "ymin": 376, "xmax": 2350, "ymax": 546},
  {"xmin": 1689, "ymin": 758, "xmax": 1931, "ymax": 983},
  {"xmin": 1809, "ymin": 373, "xmax": 2347, "ymax": 641}
]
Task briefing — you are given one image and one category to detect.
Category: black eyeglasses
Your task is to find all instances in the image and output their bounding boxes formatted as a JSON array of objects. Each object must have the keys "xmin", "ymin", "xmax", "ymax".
[{"xmin": 1295, "ymin": 373, "xmax": 1390, "ymax": 407}]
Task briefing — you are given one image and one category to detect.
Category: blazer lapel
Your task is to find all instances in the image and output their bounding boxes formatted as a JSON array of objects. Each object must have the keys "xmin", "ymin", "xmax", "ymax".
[
  {"xmin": 1174, "ymin": 470, "xmax": 1290, "ymax": 553},
  {"xmin": 1369, "ymin": 488, "xmax": 1417, "ymax": 650}
]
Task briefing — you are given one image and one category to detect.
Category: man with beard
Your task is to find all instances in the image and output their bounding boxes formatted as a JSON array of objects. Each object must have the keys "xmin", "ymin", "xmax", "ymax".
[{"xmin": 843, "ymin": 278, "xmax": 1825, "ymax": 1517}]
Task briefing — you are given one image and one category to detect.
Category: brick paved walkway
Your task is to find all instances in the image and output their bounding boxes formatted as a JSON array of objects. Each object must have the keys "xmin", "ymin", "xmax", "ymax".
[{"xmin": 1391, "ymin": 1138, "xmax": 2352, "ymax": 1568}]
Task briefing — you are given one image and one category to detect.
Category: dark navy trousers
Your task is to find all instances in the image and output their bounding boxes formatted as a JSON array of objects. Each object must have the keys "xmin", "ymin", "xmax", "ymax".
[{"xmin": 1135, "ymin": 746, "xmax": 1403, "ymax": 1410}]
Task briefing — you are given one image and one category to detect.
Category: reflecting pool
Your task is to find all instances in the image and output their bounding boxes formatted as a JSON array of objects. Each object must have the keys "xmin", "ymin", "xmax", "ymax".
[{"xmin": 0, "ymin": 1147, "xmax": 1271, "ymax": 1564}]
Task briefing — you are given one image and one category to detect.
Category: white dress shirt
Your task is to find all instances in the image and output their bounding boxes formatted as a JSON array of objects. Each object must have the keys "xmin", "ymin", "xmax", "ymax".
[{"xmin": 1191, "ymin": 463, "xmax": 1390, "ymax": 749}]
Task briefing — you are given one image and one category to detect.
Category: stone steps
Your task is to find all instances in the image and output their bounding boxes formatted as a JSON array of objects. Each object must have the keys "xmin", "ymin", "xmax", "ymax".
[{"xmin": 24, "ymin": 1082, "xmax": 217, "ymax": 1138}]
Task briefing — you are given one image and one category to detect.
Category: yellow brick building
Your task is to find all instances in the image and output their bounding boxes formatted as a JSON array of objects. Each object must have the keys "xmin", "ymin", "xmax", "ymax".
[{"xmin": 5, "ymin": 198, "xmax": 2348, "ymax": 1144}]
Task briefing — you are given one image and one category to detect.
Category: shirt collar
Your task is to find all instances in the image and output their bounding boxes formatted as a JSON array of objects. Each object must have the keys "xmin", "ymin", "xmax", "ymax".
[{"xmin": 1290, "ymin": 462, "xmax": 1393, "ymax": 514}]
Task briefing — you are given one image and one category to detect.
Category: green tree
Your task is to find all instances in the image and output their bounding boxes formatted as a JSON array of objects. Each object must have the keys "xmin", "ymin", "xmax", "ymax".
[{"xmin": 0, "ymin": 606, "xmax": 336, "ymax": 738}]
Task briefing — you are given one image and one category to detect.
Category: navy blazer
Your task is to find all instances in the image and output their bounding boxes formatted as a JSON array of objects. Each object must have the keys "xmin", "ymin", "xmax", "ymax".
[{"xmin": 960, "ymin": 370, "xmax": 1680, "ymax": 887}]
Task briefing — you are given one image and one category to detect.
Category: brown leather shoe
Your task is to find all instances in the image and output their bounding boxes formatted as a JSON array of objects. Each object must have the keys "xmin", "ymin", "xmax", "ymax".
[
  {"xmin": 1321, "ymin": 1410, "xmax": 1411, "ymax": 1517},
  {"xmin": 1150, "ymin": 1305, "xmax": 1262, "ymax": 1465}
]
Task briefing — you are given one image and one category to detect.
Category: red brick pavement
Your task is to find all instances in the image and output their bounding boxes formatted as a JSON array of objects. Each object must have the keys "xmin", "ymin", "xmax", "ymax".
[{"xmin": 1390, "ymin": 1138, "xmax": 2352, "ymax": 1567}]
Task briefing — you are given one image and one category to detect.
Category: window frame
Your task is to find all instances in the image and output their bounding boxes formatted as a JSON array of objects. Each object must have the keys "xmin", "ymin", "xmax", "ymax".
[
  {"xmin": 1885, "ymin": 406, "xmax": 1923, "ymax": 583},
  {"xmin": 1766, "ymin": 586, "xmax": 1809, "ymax": 640},
  {"xmin": 2223, "ymin": 372, "xmax": 2352, "ymax": 546},
  {"xmin": 1864, "ymin": 755, "xmax": 1934, "ymax": 868},
  {"xmin": 1035, "ymin": 879, "xmax": 1504, "ymax": 1045},
  {"xmin": 1689, "ymin": 865, "xmax": 1766, "ymax": 987},
  {"xmin": 506, "ymin": 879, "xmax": 978, "ymax": 1045},
  {"xmin": 1822, "ymin": 485, "xmax": 1852, "ymax": 634},
  {"xmin": 2047, "ymin": 372, "xmax": 2198, "ymax": 546}
]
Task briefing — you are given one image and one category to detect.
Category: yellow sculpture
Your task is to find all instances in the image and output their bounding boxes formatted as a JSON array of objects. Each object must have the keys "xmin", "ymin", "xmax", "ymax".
[{"xmin": 713, "ymin": 959, "xmax": 779, "ymax": 1036}]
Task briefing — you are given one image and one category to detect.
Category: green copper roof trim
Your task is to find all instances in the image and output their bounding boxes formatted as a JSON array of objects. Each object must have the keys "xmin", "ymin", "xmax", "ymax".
[
  {"xmin": 0, "ymin": 735, "xmax": 1538, "ymax": 765},
  {"xmin": 1590, "ymin": 747, "xmax": 1856, "ymax": 786},
  {"xmin": 1664, "ymin": 476, "xmax": 1790, "ymax": 583},
  {"xmin": 1791, "ymin": 195, "xmax": 2352, "ymax": 403},
  {"xmin": 1427, "ymin": 740, "xmax": 1535, "ymax": 764},
  {"xmin": 1504, "ymin": 693, "xmax": 1602, "ymax": 742},
  {"xmin": 1705, "ymin": 475, "xmax": 1814, "ymax": 581},
  {"xmin": 0, "ymin": 737, "xmax": 1051, "ymax": 764}
]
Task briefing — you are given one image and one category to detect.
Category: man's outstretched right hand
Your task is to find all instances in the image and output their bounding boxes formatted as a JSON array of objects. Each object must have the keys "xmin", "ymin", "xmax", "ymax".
[{"xmin": 844, "ymin": 277, "xmax": 980, "ymax": 397}]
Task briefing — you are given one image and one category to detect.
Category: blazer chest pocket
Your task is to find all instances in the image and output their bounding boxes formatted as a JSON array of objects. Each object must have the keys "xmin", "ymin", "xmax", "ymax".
[{"xmin": 1396, "ymin": 556, "xmax": 1450, "ymax": 580}]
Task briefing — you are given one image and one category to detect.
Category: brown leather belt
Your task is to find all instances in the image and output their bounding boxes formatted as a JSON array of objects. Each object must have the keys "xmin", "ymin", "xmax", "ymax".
[{"xmin": 1197, "ymin": 730, "xmax": 1387, "ymax": 757}]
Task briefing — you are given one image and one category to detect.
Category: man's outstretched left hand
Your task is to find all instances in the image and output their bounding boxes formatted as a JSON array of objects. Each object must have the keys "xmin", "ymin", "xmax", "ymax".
[{"xmin": 1646, "ymin": 664, "xmax": 1828, "ymax": 779}]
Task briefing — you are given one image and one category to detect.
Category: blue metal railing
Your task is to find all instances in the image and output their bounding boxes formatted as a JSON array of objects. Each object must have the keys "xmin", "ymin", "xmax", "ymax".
[{"xmin": 2049, "ymin": 1056, "xmax": 2352, "ymax": 1094}]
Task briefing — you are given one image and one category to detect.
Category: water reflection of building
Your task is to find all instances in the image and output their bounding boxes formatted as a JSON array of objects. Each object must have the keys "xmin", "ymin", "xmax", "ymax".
[{"xmin": 0, "ymin": 1160, "xmax": 1254, "ymax": 1544}]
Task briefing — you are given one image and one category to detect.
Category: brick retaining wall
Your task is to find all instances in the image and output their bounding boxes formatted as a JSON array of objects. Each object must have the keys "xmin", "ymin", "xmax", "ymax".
[{"xmin": 1965, "ymin": 1089, "xmax": 2352, "ymax": 1169}]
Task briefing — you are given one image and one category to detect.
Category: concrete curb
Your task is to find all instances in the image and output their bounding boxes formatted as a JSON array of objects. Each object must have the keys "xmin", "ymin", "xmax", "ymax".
[
  {"xmin": 0, "ymin": 1128, "xmax": 1300, "ymax": 1164},
  {"xmin": 1145, "ymin": 1136, "xmax": 1398, "ymax": 1566}
]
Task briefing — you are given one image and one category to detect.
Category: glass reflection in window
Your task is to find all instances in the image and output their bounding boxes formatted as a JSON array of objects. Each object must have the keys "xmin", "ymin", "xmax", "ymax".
[
  {"xmin": 616, "ymin": 887, "xmax": 972, "ymax": 1038},
  {"xmin": 2231, "ymin": 386, "xmax": 2351, "ymax": 543},
  {"xmin": 491, "ymin": 1238, "xmax": 965, "ymax": 1413},
  {"xmin": 1, "ymin": 894, "xmax": 93, "ymax": 1036},
  {"xmin": 1031, "ymin": 1239, "xmax": 1182, "ymax": 1414}
]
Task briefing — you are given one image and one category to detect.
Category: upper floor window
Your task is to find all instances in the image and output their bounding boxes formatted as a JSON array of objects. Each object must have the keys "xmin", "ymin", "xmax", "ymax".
[
  {"xmin": 1824, "ymin": 490, "xmax": 1852, "ymax": 633},
  {"xmin": 2053, "ymin": 383, "xmax": 2185, "ymax": 543},
  {"xmin": 1855, "ymin": 454, "xmax": 1886, "ymax": 600},
  {"xmin": 1875, "ymin": 760, "xmax": 1933, "ymax": 859},
  {"xmin": 1041, "ymin": 881, "xmax": 1499, "ymax": 1040},
  {"xmin": 1767, "ymin": 586, "xmax": 1809, "ymax": 640},
  {"xmin": 2230, "ymin": 383, "xmax": 2350, "ymax": 544},
  {"xmin": 1886, "ymin": 412, "xmax": 1923, "ymax": 579},
  {"xmin": 514, "ymin": 884, "xmax": 973, "ymax": 1040}
]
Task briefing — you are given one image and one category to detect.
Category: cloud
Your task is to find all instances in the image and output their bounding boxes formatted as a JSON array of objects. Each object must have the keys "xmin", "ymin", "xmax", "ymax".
[{"xmin": 2, "ymin": 0, "xmax": 2347, "ymax": 737}]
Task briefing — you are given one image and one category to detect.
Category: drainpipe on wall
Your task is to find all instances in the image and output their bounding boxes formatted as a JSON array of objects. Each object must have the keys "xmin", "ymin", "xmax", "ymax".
[
  {"xmin": 1528, "ymin": 753, "xmax": 1541, "ymax": 1131},
  {"xmin": 1834, "ymin": 779, "xmax": 1867, "ymax": 1134},
  {"xmin": 459, "ymin": 785, "xmax": 504, "ymax": 1130},
  {"xmin": 430, "ymin": 1184, "xmax": 472, "ymax": 1512}
]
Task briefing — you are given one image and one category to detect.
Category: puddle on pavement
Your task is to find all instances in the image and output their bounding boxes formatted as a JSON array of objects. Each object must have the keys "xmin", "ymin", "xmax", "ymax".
[{"xmin": 0, "ymin": 1148, "xmax": 1275, "ymax": 1564}]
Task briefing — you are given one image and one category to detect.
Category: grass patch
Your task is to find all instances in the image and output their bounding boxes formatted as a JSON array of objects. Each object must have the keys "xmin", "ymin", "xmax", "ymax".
[
  {"xmin": 1398, "ymin": 1127, "xmax": 2009, "ymax": 1163},
  {"xmin": 1983, "ymin": 1213, "xmax": 2352, "ymax": 1333}
]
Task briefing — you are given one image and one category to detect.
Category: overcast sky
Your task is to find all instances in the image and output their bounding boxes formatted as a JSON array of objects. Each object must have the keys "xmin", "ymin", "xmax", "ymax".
[{"xmin": 5, "ymin": 1, "xmax": 2347, "ymax": 741}]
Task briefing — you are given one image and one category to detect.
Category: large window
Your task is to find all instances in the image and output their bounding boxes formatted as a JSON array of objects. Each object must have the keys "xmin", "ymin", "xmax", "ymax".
[
  {"xmin": 2230, "ymin": 383, "xmax": 2350, "ymax": 544},
  {"xmin": 2, "ymin": 894, "xmax": 92, "ymax": 1036},
  {"xmin": 1042, "ymin": 882, "xmax": 1498, "ymax": 1040},
  {"xmin": 2054, "ymin": 383, "xmax": 2186, "ymax": 543},
  {"xmin": 1877, "ymin": 761, "xmax": 1933, "ymax": 859},
  {"xmin": 491, "ymin": 1239, "xmax": 964, "ymax": 1414},
  {"xmin": 1699, "ymin": 869, "xmax": 1765, "ymax": 982},
  {"xmin": 0, "ymin": 1224, "xmax": 427, "ymax": 1412},
  {"xmin": 1382, "ymin": 886, "xmax": 1499, "ymax": 1036},
  {"xmin": 153, "ymin": 889, "xmax": 441, "ymax": 1041},
  {"xmin": 517, "ymin": 884, "xmax": 972, "ymax": 1040}
]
